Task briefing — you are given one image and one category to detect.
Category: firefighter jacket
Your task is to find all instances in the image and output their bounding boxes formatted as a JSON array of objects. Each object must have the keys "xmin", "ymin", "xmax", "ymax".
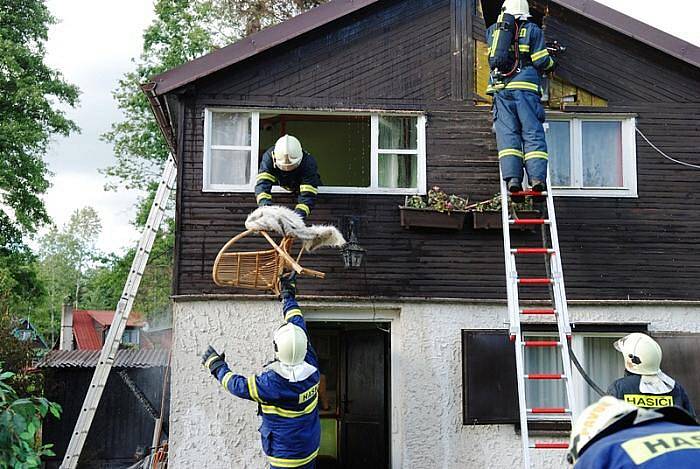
[
  {"xmin": 213, "ymin": 298, "xmax": 321, "ymax": 468},
  {"xmin": 486, "ymin": 19, "xmax": 555, "ymax": 95},
  {"xmin": 255, "ymin": 147, "xmax": 321, "ymax": 219},
  {"xmin": 575, "ymin": 419, "xmax": 700, "ymax": 468},
  {"xmin": 607, "ymin": 373, "xmax": 696, "ymax": 418}
]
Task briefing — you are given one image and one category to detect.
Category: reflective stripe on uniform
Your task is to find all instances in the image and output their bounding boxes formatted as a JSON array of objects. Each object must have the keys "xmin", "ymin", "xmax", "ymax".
[
  {"xmin": 204, "ymin": 355, "xmax": 219, "ymax": 368},
  {"xmin": 489, "ymin": 12, "xmax": 506, "ymax": 57},
  {"xmin": 248, "ymin": 375, "xmax": 262, "ymax": 403},
  {"xmin": 621, "ymin": 431, "xmax": 700, "ymax": 465},
  {"xmin": 545, "ymin": 57, "xmax": 555, "ymax": 70},
  {"xmin": 531, "ymin": 49, "xmax": 550, "ymax": 61},
  {"xmin": 524, "ymin": 151, "xmax": 548, "ymax": 160},
  {"xmin": 261, "ymin": 396, "xmax": 318, "ymax": 418},
  {"xmin": 284, "ymin": 308, "xmax": 303, "ymax": 322},
  {"xmin": 221, "ymin": 371, "xmax": 234, "ymax": 389},
  {"xmin": 256, "ymin": 192, "xmax": 272, "ymax": 202},
  {"xmin": 519, "ymin": 44, "xmax": 530, "ymax": 52},
  {"xmin": 299, "ymin": 184, "xmax": 318, "ymax": 194},
  {"xmin": 624, "ymin": 394, "xmax": 674, "ymax": 408},
  {"xmin": 267, "ymin": 448, "xmax": 320, "ymax": 468},
  {"xmin": 295, "ymin": 204, "xmax": 310, "ymax": 215},
  {"xmin": 504, "ymin": 81, "xmax": 540, "ymax": 92},
  {"xmin": 256, "ymin": 172, "xmax": 277, "ymax": 183},
  {"xmin": 499, "ymin": 149, "xmax": 524, "ymax": 158}
]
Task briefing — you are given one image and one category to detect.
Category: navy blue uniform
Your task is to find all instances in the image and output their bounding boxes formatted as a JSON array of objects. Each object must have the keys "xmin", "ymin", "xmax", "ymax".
[
  {"xmin": 575, "ymin": 420, "xmax": 700, "ymax": 468},
  {"xmin": 486, "ymin": 17, "xmax": 555, "ymax": 183},
  {"xmin": 213, "ymin": 298, "xmax": 321, "ymax": 468},
  {"xmin": 255, "ymin": 147, "xmax": 321, "ymax": 219},
  {"xmin": 607, "ymin": 374, "xmax": 696, "ymax": 418}
]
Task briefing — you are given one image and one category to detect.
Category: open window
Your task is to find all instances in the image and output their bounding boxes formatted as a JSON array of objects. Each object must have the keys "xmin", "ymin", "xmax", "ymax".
[
  {"xmin": 203, "ymin": 109, "xmax": 427, "ymax": 194},
  {"xmin": 546, "ymin": 115, "xmax": 638, "ymax": 197}
]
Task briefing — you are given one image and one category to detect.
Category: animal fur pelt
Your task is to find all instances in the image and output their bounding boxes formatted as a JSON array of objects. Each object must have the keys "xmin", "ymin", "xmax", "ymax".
[{"xmin": 245, "ymin": 206, "xmax": 346, "ymax": 252}]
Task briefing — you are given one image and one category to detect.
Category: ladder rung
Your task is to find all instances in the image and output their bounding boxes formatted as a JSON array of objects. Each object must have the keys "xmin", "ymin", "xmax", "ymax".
[
  {"xmin": 531, "ymin": 442, "xmax": 569, "ymax": 449},
  {"xmin": 525, "ymin": 374, "xmax": 566, "ymax": 380},
  {"xmin": 509, "ymin": 218, "xmax": 549, "ymax": 225},
  {"xmin": 511, "ymin": 248, "xmax": 555, "ymax": 255},
  {"xmin": 520, "ymin": 308, "xmax": 556, "ymax": 315},
  {"xmin": 509, "ymin": 190, "xmax": 547, "ymax": 197},
  {"xmin": 523, "ymin": 340, "xmax": 560, "ymax": 347},
  {"xmin": 527, "ymin": 407, "xmax": 569, "ymax": 414},
  {"xmin": 518, "ymin": 278, "xmax": 553, "ymax": 285}
]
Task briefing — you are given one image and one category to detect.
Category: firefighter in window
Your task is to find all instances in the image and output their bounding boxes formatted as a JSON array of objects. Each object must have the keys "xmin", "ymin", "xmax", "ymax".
[
  {"xmin": 486, "ymin": 0, "xmax": 556, "ymax": 193},
  {"xmin": 255, "ymin": 135, "xmax": 321, "ymax": 221},
  {"xmin": 607, "ymin": 333, "xmax": 695, "ymax": 417},
  {"xmin": 202, "ymin": 273, "xmax": 321, "ymax": 469},
  {"xmin": 567, "ymin": 396, "xmax": 700, "ymax": 468}
]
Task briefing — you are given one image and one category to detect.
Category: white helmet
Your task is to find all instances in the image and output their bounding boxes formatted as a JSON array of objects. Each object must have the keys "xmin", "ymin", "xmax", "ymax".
[
  {"xmin": 614, "ymin": 333, "xmax": 662, "ymax": 376},
  {"xmin": 273, "ymin": 323, "xmax": 308, "ymax": 366},
  {"xmin": 502, "ymin": 0, "xmax": 531, "ymax": 18},
  {"xmin": 273, "ymin": 135, "xmax": 303, "ymax": 171},
  {"xmin": 567, "ymin": 396, "xmax": 639, "ymax": 464}
]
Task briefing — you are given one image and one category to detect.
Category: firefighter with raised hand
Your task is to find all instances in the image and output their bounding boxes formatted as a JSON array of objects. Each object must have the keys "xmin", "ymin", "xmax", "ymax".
[
  {"xmin": 201, "ymin": 272, "xmax": 321, "ymax": 469},
  {"xmin": 607, "ymin": 333, "xmax": 695, "ymax": 417},
  {"xmin": 486, "ymin": 0, "xmax": 556, "ymax": 193},
  {"xmin": 567, "ymin": 396, "xmax": 700, "ymax": 468},
  {"xmin": 255, "ymin": 134, "xmax": 321, "ymax": 221}
]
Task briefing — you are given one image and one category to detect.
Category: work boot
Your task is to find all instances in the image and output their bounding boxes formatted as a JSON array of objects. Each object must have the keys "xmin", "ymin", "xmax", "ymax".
[
  {"xmin": 530, "ymin": 179, "xmax": 547, "ymax": 193},
  {"xmin": 507, "ymin": 179, "xmax": 523, "ymax": 202}
]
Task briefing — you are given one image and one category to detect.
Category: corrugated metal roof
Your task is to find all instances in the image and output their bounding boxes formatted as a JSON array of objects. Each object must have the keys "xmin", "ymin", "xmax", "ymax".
[
  {"xmin": 37, "ymin": 349, "xmax": 170, "ymax": 368},
  {"xmin": 73, "ymin": 310, "xmax": 102, "ymax": 350}
]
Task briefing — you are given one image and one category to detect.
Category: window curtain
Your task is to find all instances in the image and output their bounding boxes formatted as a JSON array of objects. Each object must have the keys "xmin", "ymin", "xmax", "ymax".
[
  {"xmin": 525, "ymin": 336, "xmax": 567, "ymax": 408},
  {"xmin": 582, "ymin": 337, "xmax": 624, "ymax": 406}
]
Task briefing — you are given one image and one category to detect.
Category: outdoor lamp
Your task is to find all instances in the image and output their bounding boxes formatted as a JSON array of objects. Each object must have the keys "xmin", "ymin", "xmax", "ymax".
[{"xmin": 341, "ymin": 218, "xmax": 365, "ymax": 269}]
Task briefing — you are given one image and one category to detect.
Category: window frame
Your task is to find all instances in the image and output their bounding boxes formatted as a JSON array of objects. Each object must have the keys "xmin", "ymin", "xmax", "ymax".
[
  {"xmin": 202, "ymin": 108, "xmax": 427, "ymax": 195},
  {"xmin": 546, "ymin": 113, "xmax": 638, "ymax": 198}
]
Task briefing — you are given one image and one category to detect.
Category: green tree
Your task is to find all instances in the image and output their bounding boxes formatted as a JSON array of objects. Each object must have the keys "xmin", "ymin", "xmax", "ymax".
[
  {"xmin": 0, "ymin": 365, "xmax": 60, "ymax": 469},
  {"xmin": 0, "ymin": 0, "xmax": 79, "ymax": 241},
  {"xmin": 37, "ymin": 207, "xmax": 101, "ymax": 339},
  {"xmin": 0, "ymin": 315, "xmax": 43, "ymax": 397}
]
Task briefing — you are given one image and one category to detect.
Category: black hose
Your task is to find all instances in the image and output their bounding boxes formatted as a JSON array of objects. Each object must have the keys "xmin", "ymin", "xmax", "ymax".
[{"xmin": 570, "ymin": 348, "xmax": 607, "ymax": 397}]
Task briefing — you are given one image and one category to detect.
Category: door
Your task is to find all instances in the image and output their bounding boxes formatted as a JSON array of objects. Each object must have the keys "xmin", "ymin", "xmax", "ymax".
[{"xmin": 309, "ymin": 324, "xmax": 390, "ymax": 469}]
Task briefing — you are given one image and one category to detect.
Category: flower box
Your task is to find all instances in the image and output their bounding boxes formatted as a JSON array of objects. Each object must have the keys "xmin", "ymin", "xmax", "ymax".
[
  {"xmin": 399, "ymin": 206, "xmax": 467, "ymax": 230},
  {"xmin": 472, "ymin": 210, "xmax": 542, "ymax": 230}
]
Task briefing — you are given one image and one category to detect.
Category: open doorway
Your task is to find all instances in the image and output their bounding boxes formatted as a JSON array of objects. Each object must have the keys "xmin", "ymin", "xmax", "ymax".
[{"xmin": 308, "ymin": 322, "xmax": 391, "ymax": 469}]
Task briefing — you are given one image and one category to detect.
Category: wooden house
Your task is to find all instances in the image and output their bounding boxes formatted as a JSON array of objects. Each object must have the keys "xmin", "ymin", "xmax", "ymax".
[{"xmin": 144, "ymin": 0, "xmax": 700, "ymax": 467}]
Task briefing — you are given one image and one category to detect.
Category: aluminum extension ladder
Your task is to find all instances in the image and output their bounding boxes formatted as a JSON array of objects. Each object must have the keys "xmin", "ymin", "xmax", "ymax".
[
  {"xmin": 499, "ymin": 172, "xmax": 577, "ymax": 468},
  {"xmin": 61, "ymin": 156, "xmax": 177, "ymax": 469}
]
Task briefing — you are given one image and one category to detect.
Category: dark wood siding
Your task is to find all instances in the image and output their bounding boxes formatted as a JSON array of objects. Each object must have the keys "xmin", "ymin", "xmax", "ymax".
[{"xmin": 173, "ymin": 0, "xmax": 700, "ymax": 301}]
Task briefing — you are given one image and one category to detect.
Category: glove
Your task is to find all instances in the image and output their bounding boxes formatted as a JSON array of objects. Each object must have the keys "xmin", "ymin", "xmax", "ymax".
[
  {"xmin": 280, "ymin": 272, "xmax": 297, "ymax": 299},
  {"xmin": 201, "ymin": 345, "xmax": 226, "ymax": 376}
]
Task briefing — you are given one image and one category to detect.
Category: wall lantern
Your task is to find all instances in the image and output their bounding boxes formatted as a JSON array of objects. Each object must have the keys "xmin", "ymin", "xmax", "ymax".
[{"xmin": 341, "ymin": 218, "xmax": 365, "ymax": 269}]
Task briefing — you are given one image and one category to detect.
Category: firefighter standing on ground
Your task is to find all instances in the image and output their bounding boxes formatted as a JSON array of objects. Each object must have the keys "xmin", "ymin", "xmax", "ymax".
[
  {"xmin": 255, "ymin": 134, "xmax": 321, "ymax": 221},
  {"xmin": 607, "ymin": 333, "xmax": 695, "ymax": 417},
  {"xmin": 486, "ymin": 0, "xmax": 556, "ymax": 193},
  {"xmin": 567, "ymin": 396, "xmax": 700, "ymax": 468},
  {"xmin": 201, "ymin": 273, "xmax": 321, "ymax": 468}
]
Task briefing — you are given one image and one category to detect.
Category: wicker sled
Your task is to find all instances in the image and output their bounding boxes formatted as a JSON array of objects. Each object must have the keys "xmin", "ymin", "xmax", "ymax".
[{"xmin": 212, "ymin": 230, "xmax": 325, "ymax": 295}]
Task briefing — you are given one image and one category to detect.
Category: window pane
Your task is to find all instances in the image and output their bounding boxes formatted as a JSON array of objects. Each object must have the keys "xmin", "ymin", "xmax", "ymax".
[
  {"xmin": 582, "ymin": 121, "xmax": 623, "ymax": 187},
  {"xmin": 583, "ymin": 336, "xmax": 625, "ymax": 406},
  {"xmin": 379, "ymin": 116, "xmax": 417, "ymax": 150},
  {"xmin": 379, "ymin": 154, "xmax": 417, "ymax": 188},
  {"xmin": 546, "ymin": 121, "xmax": 571, "ymax": 186},
  {"xmin": 259, "ymin": 114, "xmax": 370, "ymax": 187},
  {"xmin": 210, "ymin": 149, "xmax": 251, "ymax": 185},
  {"xmin": 212, "ymin": 112, "xmax": 251, "ymax": 146},
  {"xmin": 525, "ymin": 335, "xmax": 566, "ymax": 409}
]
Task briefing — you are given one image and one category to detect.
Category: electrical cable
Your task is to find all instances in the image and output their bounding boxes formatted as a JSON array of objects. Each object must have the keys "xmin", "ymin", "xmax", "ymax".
[{"xmin": 636, "ymin": 127, "xmax": 700, "ymax": 170}]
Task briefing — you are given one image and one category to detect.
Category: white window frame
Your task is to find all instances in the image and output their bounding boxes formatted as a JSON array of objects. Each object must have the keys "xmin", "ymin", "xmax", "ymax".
[
  {"xmin": 546, "ymin": 113, "xmax": 638, "ymax": 198},
  {"xmin": 202, "ymin": 108, "xmax": 427, "ymax": 195}
]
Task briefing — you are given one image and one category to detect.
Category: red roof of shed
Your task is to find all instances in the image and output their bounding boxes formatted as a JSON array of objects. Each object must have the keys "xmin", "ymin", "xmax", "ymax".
[{"xmin": 72, "ymin": 310, "xmax": 145, "ymax": 350}]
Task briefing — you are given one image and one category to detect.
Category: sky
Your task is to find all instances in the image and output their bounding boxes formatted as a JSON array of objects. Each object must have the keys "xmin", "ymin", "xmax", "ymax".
[{"xmin": 42, "ymin": 0, "xmax": 700, "ymax": 255}]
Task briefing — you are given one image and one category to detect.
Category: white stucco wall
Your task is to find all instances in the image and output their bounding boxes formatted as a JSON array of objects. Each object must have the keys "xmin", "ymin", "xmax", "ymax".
[{"xmin": 169, "ymin": 298, "xmax": 700, "ymax": 468}]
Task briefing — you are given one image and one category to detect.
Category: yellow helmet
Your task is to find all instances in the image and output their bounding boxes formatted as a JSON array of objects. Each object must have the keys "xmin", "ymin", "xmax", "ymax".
[{"xmin": 614, "ymin": 333, "xmax": 662, "ymax": 376}]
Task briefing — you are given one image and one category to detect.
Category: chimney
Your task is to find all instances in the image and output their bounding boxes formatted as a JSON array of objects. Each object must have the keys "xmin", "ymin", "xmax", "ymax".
[{"xmin": 60, "ymin": 303, "xmax": 74, "ymax": 351}]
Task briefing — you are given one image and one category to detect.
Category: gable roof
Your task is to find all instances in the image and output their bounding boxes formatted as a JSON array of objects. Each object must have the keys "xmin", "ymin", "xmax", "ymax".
[
  {"xmin": 72, "ymin": 310, "xmax": 145, "ymax": 350},
  {"xmin": 148, "ymin": 0, "xmax": 699, "ymax": 97}
]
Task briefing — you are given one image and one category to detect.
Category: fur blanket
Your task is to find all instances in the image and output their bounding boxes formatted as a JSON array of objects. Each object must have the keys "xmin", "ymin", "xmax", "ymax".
[{"xmin": 245, "ymin": 206, "xmax": 346, "ymax": 252}]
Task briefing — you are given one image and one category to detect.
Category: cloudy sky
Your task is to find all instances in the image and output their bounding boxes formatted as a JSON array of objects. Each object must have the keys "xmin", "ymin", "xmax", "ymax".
[{"xmin": 43, "ymin": 0, "xmax": 700, "ymax": 255}]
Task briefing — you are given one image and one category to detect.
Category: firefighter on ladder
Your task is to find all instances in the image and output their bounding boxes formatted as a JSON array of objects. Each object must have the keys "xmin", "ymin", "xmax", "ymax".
[
  {"xmin": 607, "ymin": 333, "xmax": 696, "ymax": 417},
  {"xmin": 486, "ymin": 0, "xmax": 556, "ymax": 193},
  {"xmin": 201, "ymin": 273, "xmax": 320, "ymax": 468},
  {"xmin": 255, "ymin": 135, "xmax": 321, "ymax": 221},
  {"xmin": 567, "ymin": 396, "xmax": 700, "ymax": 468}
]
